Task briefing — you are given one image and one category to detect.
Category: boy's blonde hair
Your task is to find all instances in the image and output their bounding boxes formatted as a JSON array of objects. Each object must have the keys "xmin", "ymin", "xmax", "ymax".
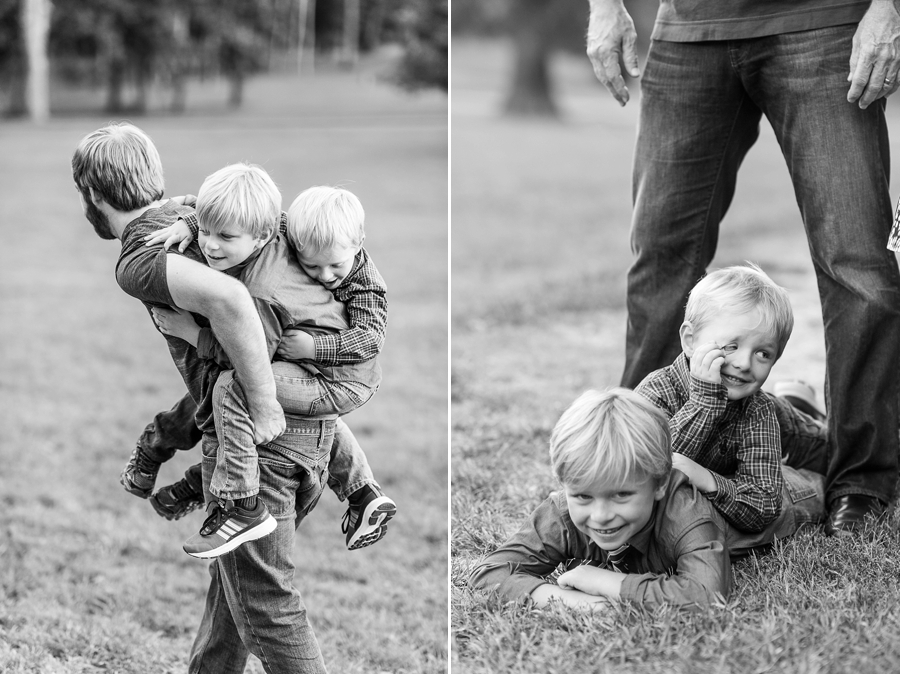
[
  {"xmin": 285, "ymin": 186, "xmax": 365, "ymax": 255},
  {"xmin": 197, "ymin": 163, "xmax": 281, "ymax": 239},
  {"xmin": 72, "ymin": 122, "xmax": 164, "ymax": 211},
  {"xmin": 550, "ymin": 388, "xmax": 672, "ymax": 491},
  {"xmin": 684, "ymin": 263, "xmax": 794, "ymax": 358}
]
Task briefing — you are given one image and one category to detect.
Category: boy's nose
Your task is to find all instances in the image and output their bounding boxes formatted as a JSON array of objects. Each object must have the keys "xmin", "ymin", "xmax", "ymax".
[{"xmin": 729, "ymin": 350, "xmax": 751, "ymax": 370}]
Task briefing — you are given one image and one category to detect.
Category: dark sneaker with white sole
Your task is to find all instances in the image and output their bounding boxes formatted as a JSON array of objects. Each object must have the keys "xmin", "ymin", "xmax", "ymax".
[
  {"xmin": 343, "ymin": 486, "xmax": 397, "ymax": 550},
  {"xmin": 120, "ymin": 445, "xmax": 161, "ymax": 498},
  {"xmin": 150, "ymin": 478, "xmax": 205, "ymax": 521},
  {"xmin": 183, "ymin": 499, "xmax": 277, "ymax": 559}
]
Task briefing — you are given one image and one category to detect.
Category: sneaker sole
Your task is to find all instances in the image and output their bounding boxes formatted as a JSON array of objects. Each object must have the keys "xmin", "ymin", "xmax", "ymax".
[
  {"xmin": 346, "ymin": 496, "xmax": 397, "ymax": 550},
  {"xmin": 349, "ymin": 525, "xmax": 388, "ymax": 551},
  {"xmin": 120, "ymin": 473, "xmax": 154, "ymax": 499},
  {"xmin": 149, "ymin": 494, "xmax": 204, "ymax": 521},
  {"xmin": 185, "ymin": 513, "xmax": 278, "ymax": 559},
  {"xmin": 773, "ymin": 382, "xmax": 825, "ymax": 419}
]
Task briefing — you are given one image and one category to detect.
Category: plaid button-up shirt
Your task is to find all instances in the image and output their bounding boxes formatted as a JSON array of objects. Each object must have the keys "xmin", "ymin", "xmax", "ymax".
[{"xmin": 636, "ymin": 353, "xmax": 783, "ymax": 533}]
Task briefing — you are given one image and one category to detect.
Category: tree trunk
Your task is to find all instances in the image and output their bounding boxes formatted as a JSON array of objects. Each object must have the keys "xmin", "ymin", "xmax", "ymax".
[
  {"xmin": 298, "ymin": 0, "xmax": 316, "ymax": 74},
  {"xmin": 106, "ymin": 59, "xmax": 126, "ymax": 113},
  {"xmin": 341, "ymin": 0, "xmax": 360, "ymax": 69},
  {"xmin": 228, "ymin": 73, "xmax": 244, "ymax": 108},
  {"xmin": 21, "ymin": 0, "xmax": 51, "ymax": 123},
  {"xmin": 504, "ymin": 32, "xmax": 557, "ymax": 117}
]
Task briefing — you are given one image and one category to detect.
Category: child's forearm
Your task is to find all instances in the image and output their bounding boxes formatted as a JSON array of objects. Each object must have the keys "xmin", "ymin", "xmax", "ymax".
[{"xmin": 312, "ymin": 327, "xmax": 384, "ymax": 365}]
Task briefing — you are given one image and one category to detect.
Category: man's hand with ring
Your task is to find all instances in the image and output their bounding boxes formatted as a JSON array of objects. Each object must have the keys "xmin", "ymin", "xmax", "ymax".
[{"xmin": 848, "ymin": 0, "xmax": 900, "ymax": 108}]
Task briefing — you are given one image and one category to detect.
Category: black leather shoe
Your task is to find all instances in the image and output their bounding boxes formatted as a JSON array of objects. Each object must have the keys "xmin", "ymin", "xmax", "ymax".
[{"xmin": 825, "ymin": 495, "xmax": 886, "ymax": 537}]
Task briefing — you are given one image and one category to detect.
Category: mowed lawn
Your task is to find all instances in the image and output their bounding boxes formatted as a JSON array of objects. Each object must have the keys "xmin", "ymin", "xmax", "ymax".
[
  {"xmin": 0, "ymin": 69, "xmax": 447, "ymax": 674},
  {"xmin": 452, "ymin": 39, "xmax": 900, "ymax": 674}
]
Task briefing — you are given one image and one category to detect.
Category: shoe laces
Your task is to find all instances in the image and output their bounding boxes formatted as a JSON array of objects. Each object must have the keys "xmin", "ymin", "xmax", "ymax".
[
  {"xmin": 200, "ymin": 501, "xmax": 232, "ymax": 536},
  {"xmin": 134, "ymin": 447, "xmax": 160, "ymax": 474},
  {"xmin": 167, "ymin": 478, "xmax": 200, "ymax": 503}
]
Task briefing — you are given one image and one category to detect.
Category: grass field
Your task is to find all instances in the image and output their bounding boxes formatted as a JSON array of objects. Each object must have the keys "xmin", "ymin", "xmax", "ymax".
[
  {"xmin": 0, "ymin": 65, "xmax": 448, "ymax": 673},
  {"xmin": 451, "ymin": 38, "xmax": 900, "ymax": 673}
]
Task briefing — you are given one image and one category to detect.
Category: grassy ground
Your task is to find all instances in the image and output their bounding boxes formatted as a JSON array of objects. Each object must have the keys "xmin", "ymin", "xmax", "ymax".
[
  {"xmin": 0, "ymin": 65, "xmax": 447, "ymax": 673},
  {"xmin": 451, "ymin": 38, "xmax": 900, "ymax": 673}
]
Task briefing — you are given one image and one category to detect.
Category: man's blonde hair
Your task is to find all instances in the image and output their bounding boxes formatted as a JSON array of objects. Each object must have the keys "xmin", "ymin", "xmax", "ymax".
[
  {"xmin": 72, "ymin": 122, "xmax": 164, "ymax": 211},
  {"xmin": 550, "ymin": 388, "xmax": 672, "ymax": 491},
  {"xmin": 196, "ymin": 163, "xmax": 281, "ymax": 239},
  {"xmin": 285, "ymin": 186, "xmax": 365, "ymax": 255},
  {"xmin": 684, "ymin": 263, "xmax": 794, "ymax": 358}
]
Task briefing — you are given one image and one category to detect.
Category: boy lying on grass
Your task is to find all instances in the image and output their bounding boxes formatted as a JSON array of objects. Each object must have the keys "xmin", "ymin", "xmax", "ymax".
[{"xmin": 469, "ymin": 388, "xmax": 732, "ymax": 610}]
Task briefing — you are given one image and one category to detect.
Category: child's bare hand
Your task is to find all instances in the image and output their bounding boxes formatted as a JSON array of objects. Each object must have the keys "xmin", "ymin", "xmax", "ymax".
[
  {"xmin": 690, "ymin": 341, "xmax": 725, "ymax": 385},
  {"xmin": 144, "ymin": 218, "xmax": 194, "ymax": 252},
  {"xmin": 152, "ymin": 306, "xmax": 200, "ymax": 345},
  {"xmin": 557, "ymin": 565, "xmax": 612, "ymax": 597},
  {"xmin": 167, "ymin": 194, "xmax": 197, "ymax": 208},
  {"xmin": 672, "ymin": 453, "xmax": 718, "ymax": 493},
  {"xmin": 277, "ymin": 329, "xmax": 316, "ymax": 361}
]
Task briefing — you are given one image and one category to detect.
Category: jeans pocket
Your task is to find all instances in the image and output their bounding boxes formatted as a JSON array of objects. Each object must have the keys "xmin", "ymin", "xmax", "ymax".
[{"xmin": 783, "ymin": 467, "xmax": 826, "ymax": 526}]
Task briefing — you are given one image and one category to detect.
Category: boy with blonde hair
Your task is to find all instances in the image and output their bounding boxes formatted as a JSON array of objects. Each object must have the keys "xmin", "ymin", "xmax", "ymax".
[
  {"xmin": 469, "ymin": 388, "xmax": 733, "ymax": 610},
  {"xmin": 635, "ymin": 263, "xmax": 828, "ymax": 545},
  {"xmin": 150, "ymin": 166, "xmax": 396, "ymax": 557}
]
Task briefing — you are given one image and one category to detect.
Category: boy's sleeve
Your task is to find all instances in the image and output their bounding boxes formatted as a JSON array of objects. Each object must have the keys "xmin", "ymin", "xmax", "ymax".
[
  {"xmin": 468, "ymin": 496, "xmax": 580, "ymax": 603},
  {"xmin": 196, "ymin": 296, "xmax": 286, "ymax": 367},
  {"xmin": 619, "ymin": 518, "xmax": 731, "ymax": 610},
  {"xmin": 705, "ymin": 405, "xmax": 784, "ymax": 532},
  {"xmin": 311, "ymin": 250, "xmax": 387, "ymax": 365}
]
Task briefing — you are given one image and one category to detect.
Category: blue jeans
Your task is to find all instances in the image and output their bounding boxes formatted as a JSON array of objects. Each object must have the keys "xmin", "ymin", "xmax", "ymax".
[
  {"xmin": 210, "ymin": 367, "xmax": 377, "ymax": 501},
  {"xmin": 623, "ymin": 26, "xmax": 900, "ymax": 504},
  {"xmin": 188, "ymin": 416, "xmax": 334, "ymax": 673}
]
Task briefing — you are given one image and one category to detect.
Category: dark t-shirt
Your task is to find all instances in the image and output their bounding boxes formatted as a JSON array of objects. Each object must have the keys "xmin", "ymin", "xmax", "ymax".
[
  {"xmin": 116, "ymin": 200, "xmax": 221, "ymax": 433},
  {"xmin": 652, "ymin": 0, "xmax": 869, "ymax": 41}
]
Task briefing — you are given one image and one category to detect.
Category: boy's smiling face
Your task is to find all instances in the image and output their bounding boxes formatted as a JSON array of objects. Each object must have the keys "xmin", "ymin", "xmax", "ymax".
[
  {"xmin": 682, "ymin": 307, "xmax": 779, "ymax": 401},
  {"xmin": 297, "ymin": 244, "xmax": 359, "ymax": 290},
  {"xmin": 564, "ymin": 474, "xmax": 667, "ymax": 551},
  {"xmin": 199, "ymin": 222, "xmax": 267, "ymax": 271}
]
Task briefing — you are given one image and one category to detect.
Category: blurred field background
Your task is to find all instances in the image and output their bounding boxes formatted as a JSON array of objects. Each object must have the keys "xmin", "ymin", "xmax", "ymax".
[
  {"xmin": 0, "ymin": 22, "xmax": 448, "ymax": 674},
  {"xmin": 451, "ymin": 34, "xmax": 900, "ymax": 674}
]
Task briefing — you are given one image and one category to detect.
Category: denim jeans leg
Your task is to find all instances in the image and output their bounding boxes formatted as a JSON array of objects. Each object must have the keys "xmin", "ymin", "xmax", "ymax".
[
  {"xmin": 272, "ymin": 361, "xmax": 375, "ymax": 417},
  {"xmin": 193, "ymin": 419, "xmax": 333, "ymax": 673},
  {"xmin": 326, "ymin": 418, "xmax": 377, "ymax": 502},
  {"xmin": 755, "ymin": 25, "xmax": 900, "ymax": 504},
  {"xmin": 622, "ymin": 39, "xmax": 764, "ymax": 388},
  {"xmin": 137, "ymin": 392, "xmax": 202, "ymax": 464},
  {"xmin": 211, "ymin": 370, "xmax": 261, "ymax": 500},
  {"xmin": 766, "ymin": 392, "xmax": 828, "ymax": 474},
  {"xmin": 189, "ymin": 560, "xmax": 251, "ymax": 674}
]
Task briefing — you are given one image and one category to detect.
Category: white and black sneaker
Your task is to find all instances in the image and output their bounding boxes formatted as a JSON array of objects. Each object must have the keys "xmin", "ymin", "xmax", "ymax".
[{"xmin": 183, "ymin": 499, "xmax": 276, "ymax": 559}]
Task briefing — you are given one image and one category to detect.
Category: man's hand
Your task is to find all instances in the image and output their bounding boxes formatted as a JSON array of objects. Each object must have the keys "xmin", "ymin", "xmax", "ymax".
[
  {"xmin": 848, "ymin": 0, "xmax": 900, "ymax": 108},
  {"xmin": 689, "ymin": 342, "xmax": 725, "ymax": 385},
  {"xmin": 248, "ymin": 395, "xmax": 286, "ymax": 446},
  {"xmin": 557, "ymin": 564, "xmax": 623, "ymax": 599},
  {"xmin": 152, "ymin": 306, "xmax": 201, "ymax": 346},
  {"xmin": 586, "ymin": 0, "xmax": 640, "ymax": 106},
  {"xmin": 276, "ymin": 328, "xmax": 316, "ymax": 361},
  {"xmin": 672, "ymin": 453, "xmax": 718, "ymax": 493}
]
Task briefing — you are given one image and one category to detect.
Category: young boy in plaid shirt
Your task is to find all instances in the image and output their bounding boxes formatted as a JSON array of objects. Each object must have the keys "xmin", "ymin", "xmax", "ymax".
[
  {"xmin": 635, "ymin": 264, "xmax": 828, "ymax": 544},
  {"xmin": 149, "ymin": 174, "xmax": 397, "ymax": 557}
]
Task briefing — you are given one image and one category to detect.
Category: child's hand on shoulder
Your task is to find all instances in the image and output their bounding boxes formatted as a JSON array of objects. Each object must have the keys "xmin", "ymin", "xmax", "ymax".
[
  {"xmin": 690, "ymin": 341, "xmax": 725, "ymax": 385},
  {"xmin": 277, "ymin": 329, "xmax": 316, "ymax": 361},
  {"xmin": 672, "ymin": 453, "xmax": 718, "ymax": 493},
  {"xmin": 152, "ymin": 306, "xmax": 200, "ymax": 346},
  {"xmin": 144, "ymin": 218, "xmax": 194, "ymax": 253}
]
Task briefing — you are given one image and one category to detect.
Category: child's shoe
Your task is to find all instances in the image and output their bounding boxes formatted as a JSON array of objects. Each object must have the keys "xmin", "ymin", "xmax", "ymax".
[
  {"xmin": 774, "ymin": 380, "xmax": 826, "ymax": 422},
  {"xmin": 183, "ymin": 499, "xmax": 277, "ymax": 559},
  {"xmin": 342, "ymin": 485, "xmax": 397, "ymax": 550},
  {"xmin": 120, "ymin": 445, "xmax": 161, "ymax": 498},
  {"xmin": 150, "ymin": 478, "xmax": 205, "ymax": 521}
]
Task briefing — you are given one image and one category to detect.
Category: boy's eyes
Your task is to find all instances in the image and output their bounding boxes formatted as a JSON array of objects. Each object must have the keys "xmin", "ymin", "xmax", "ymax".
[{"xmin": 722, "ymin": 343, "xmax": 738, "ymax": 353}]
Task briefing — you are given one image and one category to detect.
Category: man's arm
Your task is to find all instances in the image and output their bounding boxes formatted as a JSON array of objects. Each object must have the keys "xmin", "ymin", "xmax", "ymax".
[
  {"xmin": 164, "ymin": 254, "xmax": 285, "ymax": 445},
  {"xmin": 586, "ymin": 0, "xmax": 641, "ymax": 105}
]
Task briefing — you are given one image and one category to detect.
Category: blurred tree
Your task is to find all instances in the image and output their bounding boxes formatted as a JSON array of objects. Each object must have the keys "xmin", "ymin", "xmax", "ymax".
[
  {"xmin": 21, "ymin": 0, "xmax": 50, "ymax": 122},
  {"xmin": 0, "ymin": 0, "xmax": 26, "ymax": 116},
  {"xmin": 395, "ymin": 0, "xmax": 447, "ymax": 91}
]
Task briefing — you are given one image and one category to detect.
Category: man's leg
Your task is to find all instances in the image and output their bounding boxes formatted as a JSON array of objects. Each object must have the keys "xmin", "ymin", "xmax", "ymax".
[
  {"xmin": 622, "ymin": 39, "xmax": 763, "ymax": 388},
  {"xmin": 758, "ymin": 24, "xmax": 900, "ymax": 533},
  {"xmin": 189, "ymin": 560, "xmax": 251, "ymax": 674},
  {"xmin": 190, "ymin": 423, "xmax": 331, "ymax": 674},
  {"xmin": 121, "ymin": 392, "xmax": 201, "ymax": 497}
]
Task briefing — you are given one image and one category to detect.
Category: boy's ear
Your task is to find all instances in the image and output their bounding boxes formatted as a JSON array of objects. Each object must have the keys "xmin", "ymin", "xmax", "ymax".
[
  {"xmin": 679, "ymin": 322, "xmax": 694, "ymax": 357},
  {"xmin": 654, "ymin": 474, "xmax": 670, "ymax": 501}
]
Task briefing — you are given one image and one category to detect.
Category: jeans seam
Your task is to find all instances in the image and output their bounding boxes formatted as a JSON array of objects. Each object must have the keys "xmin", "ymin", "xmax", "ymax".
[{"xmin": 224, "ymin": 551, "xmax": 271, "ymax": 671}]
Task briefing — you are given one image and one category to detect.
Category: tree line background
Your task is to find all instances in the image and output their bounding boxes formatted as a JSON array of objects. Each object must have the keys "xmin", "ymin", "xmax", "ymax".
[
  {"xmin": 2, "ymin": 0, "xmax": 447, "ymax": 120},
  {"xmin": 452, "ymin": 0, "xmax": 654, "ymax": 116}
]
